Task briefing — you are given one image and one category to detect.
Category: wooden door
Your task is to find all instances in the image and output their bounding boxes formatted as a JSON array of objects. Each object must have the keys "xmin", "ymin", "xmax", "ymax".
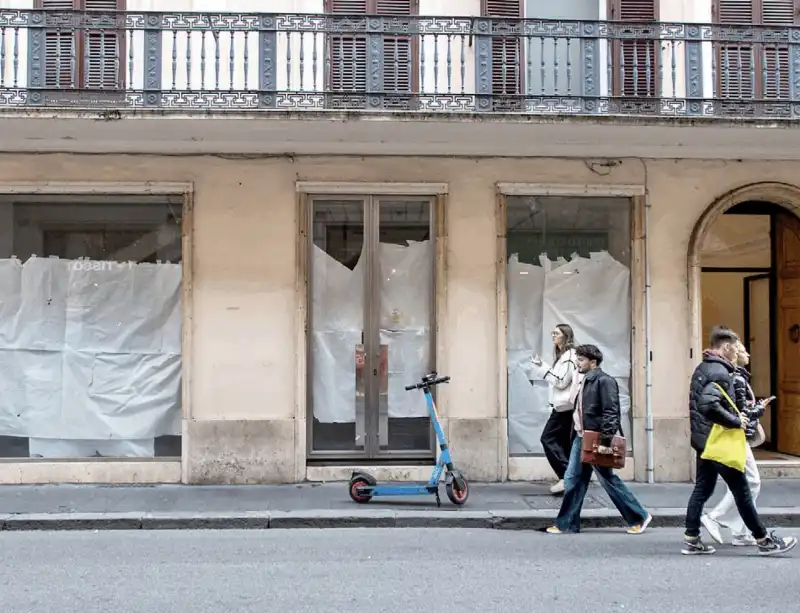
[{"xmin": 776, "ymin": 211, "xmax": 800, "ymax": 455}]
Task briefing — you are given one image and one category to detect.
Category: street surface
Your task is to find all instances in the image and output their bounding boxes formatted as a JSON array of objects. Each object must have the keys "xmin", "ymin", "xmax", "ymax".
[{"xmin": 2, "ymin": 528, "xmax": 797, "ymax": 613}]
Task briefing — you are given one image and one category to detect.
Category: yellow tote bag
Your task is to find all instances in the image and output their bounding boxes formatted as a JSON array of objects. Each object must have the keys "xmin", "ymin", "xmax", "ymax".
[{"xmin": 700, "ymin": 383, "xmax": 748, "ymax": 472}]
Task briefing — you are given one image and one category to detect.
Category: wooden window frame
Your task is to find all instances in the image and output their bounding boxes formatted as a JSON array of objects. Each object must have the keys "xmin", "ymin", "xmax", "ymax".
[
  {"xmin": 323, "ymin": 0, "xmax": 420, "ymax": 99},
  {"xmin": 35, "ymin": 0, "xmax": 127, "ymax": 91},
  {"xmin": 481, "ymin": 0, "xmax": 525, "ymax": 100},
  {"xmin": 608, "ymin": 0, "xmax": 661, "ymax": 98},
  {"xmin": 712, "ymin": 0, "xmax": 798, "ymax": 101}
]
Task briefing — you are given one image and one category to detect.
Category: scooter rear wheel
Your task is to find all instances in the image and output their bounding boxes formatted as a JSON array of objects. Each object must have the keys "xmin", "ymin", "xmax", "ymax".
[
  {"xmin": 446, "ymin": 476, "xmax": 469, "ymax": 505},
  {"xmin": 349, "ymin": 478, "xmax": 373, "ymax": 503}
]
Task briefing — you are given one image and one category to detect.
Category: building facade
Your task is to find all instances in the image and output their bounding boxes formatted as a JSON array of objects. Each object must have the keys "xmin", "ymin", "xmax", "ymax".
[{"xmin": 1, "ymin": 0, "xmax": 799, "ymax": 484}]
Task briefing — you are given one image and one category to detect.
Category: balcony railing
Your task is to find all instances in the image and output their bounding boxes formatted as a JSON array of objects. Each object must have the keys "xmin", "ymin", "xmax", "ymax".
[{"xmin": 1, "ymin": 9, "xmax": 800, "ymax": 118}]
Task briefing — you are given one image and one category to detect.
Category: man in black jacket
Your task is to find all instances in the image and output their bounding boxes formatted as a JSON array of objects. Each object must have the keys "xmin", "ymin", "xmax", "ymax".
[
  {"xmin": 683, "ymin": 326, "xmax": 796, "ymax": 556},
  {"xmin": 545, "ymin": 344, "xmax": 651, "ymax": 534}
]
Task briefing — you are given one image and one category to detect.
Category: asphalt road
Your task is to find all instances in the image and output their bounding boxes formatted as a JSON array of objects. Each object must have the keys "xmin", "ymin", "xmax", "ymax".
[{"xmin": 2, "ymin": 528, "xmax": 797, "ymax": 613}]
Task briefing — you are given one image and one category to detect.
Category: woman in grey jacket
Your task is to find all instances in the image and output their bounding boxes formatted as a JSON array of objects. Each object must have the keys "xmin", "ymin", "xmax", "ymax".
[{"xmin": 531, "ymin": 324, "xmax": 578, "ymax": 495}]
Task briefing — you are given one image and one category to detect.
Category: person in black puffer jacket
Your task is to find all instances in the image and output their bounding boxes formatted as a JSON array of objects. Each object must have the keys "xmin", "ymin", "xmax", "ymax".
[
  {"xmin": 704, "ymin": 342, "xmax": 772, "ymax": 547},
  {"xmin": 682, "ymin": 326, "xmax": 796, "ymax": 557}
]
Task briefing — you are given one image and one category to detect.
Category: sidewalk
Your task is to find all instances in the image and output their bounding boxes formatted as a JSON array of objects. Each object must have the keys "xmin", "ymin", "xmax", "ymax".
[{"xmin": 2, "ymin": 480, "xmax": 800, "ymax": 531}]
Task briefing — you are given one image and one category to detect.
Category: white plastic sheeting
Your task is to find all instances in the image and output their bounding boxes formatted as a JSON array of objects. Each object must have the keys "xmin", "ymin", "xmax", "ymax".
[
  {"xmin": 311, "ymin": 240, "xmax": 433, "ymax": 423},
  {"xmin": 507, "ymin": 252, "xmax": 632, "ymax": 455},
  {"xmin": 0, "ymin": 257, "xmax": 182, "ymax": 455}
]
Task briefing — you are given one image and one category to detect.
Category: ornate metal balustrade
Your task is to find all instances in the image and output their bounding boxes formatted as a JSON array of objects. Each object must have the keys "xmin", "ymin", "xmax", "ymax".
[{"xmin": 1, "ymin": 9, "xmax": 800, "ymax": 118}]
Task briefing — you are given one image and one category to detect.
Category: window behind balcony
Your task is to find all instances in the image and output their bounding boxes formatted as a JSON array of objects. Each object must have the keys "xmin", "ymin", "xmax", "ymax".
[
  {"xmin": 714, "ymin": 0, "xmax": 799, "ymax": 101},
  {"xmin": 482, "ymin": 0, "xmax": 523, "ymax": 102},
  {"xmin": 324, "ymin": 0, "xmax": 418, "ymax": 108},
  {"xmin": 36, "ymin": 0, "xmax": 125, "ymax": 91},
  {"xmin": 609, "ymin": 0, "xmax": 659, "ymax": 98}
]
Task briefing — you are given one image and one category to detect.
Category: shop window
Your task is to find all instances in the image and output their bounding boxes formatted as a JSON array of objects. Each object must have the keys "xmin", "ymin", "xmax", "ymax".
[
  {"xmin": 35, "ymin": 0, "xmax": 126, "ymax": 90},
  {"xmin": 505, "ymin": 196, "xmax": 632, "ymax": 455},
  {"xmin": 0, "ymin": 197, "xmax": 182, "ymax": 460}
]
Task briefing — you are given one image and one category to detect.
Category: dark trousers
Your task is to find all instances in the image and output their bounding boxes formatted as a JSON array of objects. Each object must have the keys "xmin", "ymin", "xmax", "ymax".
[
  {"xmin": 685, "ymin": 453, "xmax": 767, "ymax": 540},
  {"xmin": 540, "ymin": 409, "xmax": 575, "ymax": 480}
]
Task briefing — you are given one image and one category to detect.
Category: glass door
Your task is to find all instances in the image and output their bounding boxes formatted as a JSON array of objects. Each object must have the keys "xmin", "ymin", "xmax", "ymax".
[{"xmin": 308, "ymin": 196, "xmax": 435, "ymax": 459}]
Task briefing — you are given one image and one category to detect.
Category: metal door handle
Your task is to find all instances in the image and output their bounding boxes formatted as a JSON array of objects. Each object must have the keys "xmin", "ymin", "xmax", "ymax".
[{"xmin": 790, "ymin": 324, "xmax": 800, "ymax": 344}]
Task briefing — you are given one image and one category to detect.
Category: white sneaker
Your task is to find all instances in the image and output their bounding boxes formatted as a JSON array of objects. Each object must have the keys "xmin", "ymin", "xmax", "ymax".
[
  {"xmin": 732, "ymin": 534, "xmax": 758, "ymax": 547},
  {"xmin": 550, "ymin": 479, "xmax": 565, "ymax": 494},
  {"xmin": 701, "ymin": 514, "xmax": 724, "ymax": 545}
]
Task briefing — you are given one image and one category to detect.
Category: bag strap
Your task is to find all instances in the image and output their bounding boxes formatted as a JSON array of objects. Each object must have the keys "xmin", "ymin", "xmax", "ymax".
[{"xmin": 712, "ymin": 382, "xmax": 740, "ymax": 416}]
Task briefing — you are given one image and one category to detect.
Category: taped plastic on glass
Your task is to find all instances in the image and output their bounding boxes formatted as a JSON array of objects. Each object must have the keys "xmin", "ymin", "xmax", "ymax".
[
  {"xmin": 0, "ymin": 257, "xmax": 182, "ymax": 441},
  {"xmin": 311, "ymin": 240, "xmax": 433, "ymax": 423},
  {"xmin": 506, "ymin": 252, "xmax": 632, "ymax": 455}
]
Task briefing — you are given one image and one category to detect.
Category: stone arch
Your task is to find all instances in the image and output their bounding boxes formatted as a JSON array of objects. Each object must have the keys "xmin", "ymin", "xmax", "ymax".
[{"xmin": 687, "ymin": 181, "xmax": 800, "ymax": 356}]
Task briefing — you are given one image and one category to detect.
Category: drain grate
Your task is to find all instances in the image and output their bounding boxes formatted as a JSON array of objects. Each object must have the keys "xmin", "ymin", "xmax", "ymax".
[{"xmin": 524, "ymin": 494, "xmax": 606, "ymax": 510}]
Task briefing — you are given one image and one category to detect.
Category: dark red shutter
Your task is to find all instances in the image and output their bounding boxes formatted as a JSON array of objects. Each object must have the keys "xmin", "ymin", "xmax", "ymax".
[
  {"xmin": 482, "ymin": 0, "xmax": 522, "ymax": 96},
  {"xmin": 612, "ymin": 0, "xmax": 658, "ymax": 97}
]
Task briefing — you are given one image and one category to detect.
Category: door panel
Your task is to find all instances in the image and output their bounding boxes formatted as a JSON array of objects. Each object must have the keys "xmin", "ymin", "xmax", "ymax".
[
  {"xmin": 308, "ymin": 196, "xmax": 435, "ymax": 458},
  {"xmin": 309, "ymin": 199, "xmax": 366, "ymax": 453},
  {"xmin": 376, "ymin": 198, "xmax": 434, "ymax": 454},
  {"xmin": 776, "ymin": 211, "xmax": 800, "ymax": 456},
  {"xmin": 747, "ymin": 275, "xmax": 772, "ymax": 442}
]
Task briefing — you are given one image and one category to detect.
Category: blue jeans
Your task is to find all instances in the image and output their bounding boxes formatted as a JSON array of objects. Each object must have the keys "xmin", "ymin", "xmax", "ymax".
[{"xmin": 555, "ymin": 435, "xmax": 648, "ymax": 533}]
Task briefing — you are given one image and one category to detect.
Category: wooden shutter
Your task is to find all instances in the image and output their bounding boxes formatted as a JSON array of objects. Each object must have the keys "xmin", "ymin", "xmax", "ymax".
[
  {"xmin": 611, "ymin": 0, "xmax": 658, "ymax": 97},
  {"xmin": 716, "ymin": 0, "xmax": 755, "ymax": 99},
  {"xmin": 376, "ymin": 0, "xmax": 416, "ymax": 95},
  {"xmin": 327, "ymin": 0, "xmax": 368, "ymax": 93},
  {"xmin": 482, "ymin": 0, "xmax": 522, "ymax": 97},
  {"xmin": 326, "ymin": 0, "xmax": 417, "ymax": 96},
  {"xmin": 84, "ymin": 0, "xmax": 124, "ymax": 89},
  {"xmin": 40, "ymin": 0, "xmax": 78, "ymax": 88},
  {"xmin": 761, "ymin": 0, "xmax": 795, "ymax": 99},
  {"xmin": 39, "ymin": 0, "xmax": 124, "ymax": 89},
  {"xmin": 714, "ymin": 0, "xmax": 797, "ymax": 100}
]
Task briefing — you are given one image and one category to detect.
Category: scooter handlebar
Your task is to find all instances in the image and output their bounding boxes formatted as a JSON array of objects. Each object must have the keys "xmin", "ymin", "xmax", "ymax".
[{"xmin": 404, "ymin": 375, "xmax": 450, "ymax": 391}]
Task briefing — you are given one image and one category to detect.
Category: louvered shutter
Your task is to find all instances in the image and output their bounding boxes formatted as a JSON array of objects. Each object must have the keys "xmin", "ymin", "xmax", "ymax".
[
  {"xmin": 376, "ymin": 0, "xmax": 416, "ymax": 94},
  {"xmin": 715, "ymin": 0, "xmax": 797, "ymax": 100},
  {"xmin": 84, "ymin": 0, "xmax": 123, "ymax": 89},
  {"xmin": 612, "ymin": 0, "xmax": 658, "ymax": 97},
  {"xmin": 716, "ymin": 0, "xmax": 756, "ymax": 99},
  {"xmin": 482, "ymin": 0, "xmax": 522, "ymax": 96},
  {"xmin": 40, "ymin": 0, "xmax": 78, "ymax": 88},
  {"xmin": 761, "ymin": 0, "xmax": 795, "ymax": 99},
  {"xmin": 327, "ymin": 0, "xmax": 368, "ymax": 93}
]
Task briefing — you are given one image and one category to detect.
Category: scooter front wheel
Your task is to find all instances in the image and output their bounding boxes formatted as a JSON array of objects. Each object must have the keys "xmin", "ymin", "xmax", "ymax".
[
  {"xmin": 349, "ymin": 477, "xmax": 373, "ymax": 503},
  {"xmin": 446, "ymin": 476, "xmax": 469, "ymax": 505}
]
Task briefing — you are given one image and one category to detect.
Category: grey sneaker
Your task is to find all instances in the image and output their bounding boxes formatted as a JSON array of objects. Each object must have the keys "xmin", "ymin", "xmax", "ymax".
[
  {"xmin": 682, "ymin": 535, "xmax": 716, "ymax": 555},
  {"xmin": 701, "ymin": 514, "xmax": 724, "ymax": 545},
  {"xmin": 732, "ymin": 534, "xmax": 758, "ymax": 547},
  {"xmin": 757, "ymin": 533, "xmax": 798, "ymax": 557}
]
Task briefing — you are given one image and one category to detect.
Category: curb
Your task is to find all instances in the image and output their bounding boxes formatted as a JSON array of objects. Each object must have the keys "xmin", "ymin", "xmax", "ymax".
[{"xmin": 2, "ymin": 508, "xmax": 800, "ymax": 531}]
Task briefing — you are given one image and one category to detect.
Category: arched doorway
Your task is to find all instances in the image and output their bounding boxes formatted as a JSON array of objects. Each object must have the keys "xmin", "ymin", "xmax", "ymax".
[{"xmin": 689, "ymin": 183, "xmax": 800, "ymax": 462}]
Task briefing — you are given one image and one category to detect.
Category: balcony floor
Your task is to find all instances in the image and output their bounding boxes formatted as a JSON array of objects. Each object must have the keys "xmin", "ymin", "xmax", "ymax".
[{"xmin": 1, "ymin": 109, "xmax": 800, "ymax": 159}]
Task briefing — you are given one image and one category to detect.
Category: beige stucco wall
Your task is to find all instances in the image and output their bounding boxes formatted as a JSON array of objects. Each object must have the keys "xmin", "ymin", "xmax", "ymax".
[{"xmin": 0, "ymin": 153, "xmax": 795, "ymax": 484}]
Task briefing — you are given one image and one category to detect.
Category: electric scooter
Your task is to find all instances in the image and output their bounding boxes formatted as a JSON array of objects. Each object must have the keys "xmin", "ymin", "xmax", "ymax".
[{"xmin": 348, "ymin": 372, "xmax": 469, "ymax": 507}]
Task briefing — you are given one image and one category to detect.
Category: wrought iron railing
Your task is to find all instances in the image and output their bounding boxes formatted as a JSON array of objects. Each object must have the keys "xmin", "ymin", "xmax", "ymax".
[{"xmin": 1, "ymin": 9, "xmax": 800, "ymax": 117}]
